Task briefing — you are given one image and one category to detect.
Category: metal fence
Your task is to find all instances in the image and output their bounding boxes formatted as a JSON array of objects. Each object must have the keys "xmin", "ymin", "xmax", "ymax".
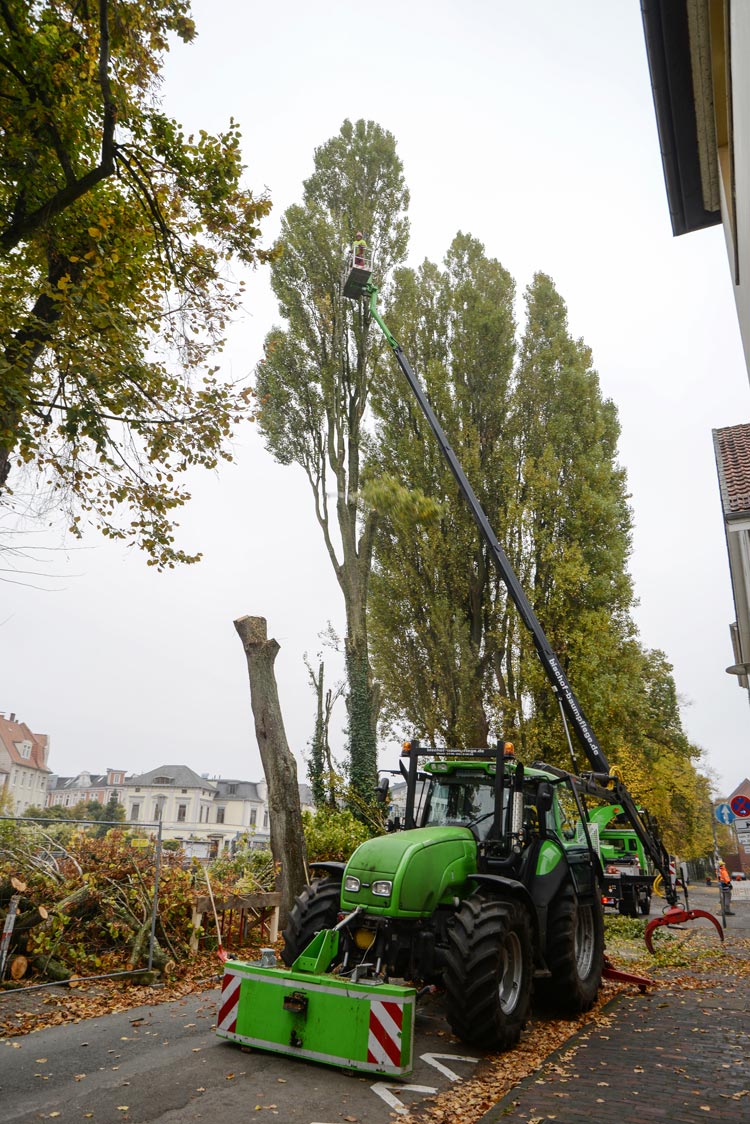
[{"xmin": 0, "ymin": 814, "xmax": 163, "ymax": 993}]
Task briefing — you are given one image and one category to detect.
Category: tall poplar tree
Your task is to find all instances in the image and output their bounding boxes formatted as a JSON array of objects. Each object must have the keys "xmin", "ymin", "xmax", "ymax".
[
  {"xmin": 255, "ymin": 119, "xmax": 409, "ymax": 800},
  {"xmin": 369, "ymin": 233, "xmax": 517, "ymax": 746},
  {"xmin": 510, "ymin": 273, "xmax": 636, "ymax": 761},
  {"xmin": 370, "ymin": 255, "xmax": 637, "ymax": 758}
]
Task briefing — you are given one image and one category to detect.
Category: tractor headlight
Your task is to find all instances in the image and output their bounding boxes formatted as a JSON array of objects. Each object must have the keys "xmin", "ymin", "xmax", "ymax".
[
  {"xmin": 371, "ymin": 880, "xmax": 392, "ymax": 897},
  {"xmin": 344, "ymin": 875, "xmax": 361, "ymax": 893}
]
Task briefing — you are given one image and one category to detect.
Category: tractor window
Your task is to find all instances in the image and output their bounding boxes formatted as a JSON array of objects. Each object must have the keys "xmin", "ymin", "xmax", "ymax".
[
  {"xmin": 423, "ymin": 779, "xmax": 498, "ymax": 840},
  {"xmin": 553, "ymin": 782, "xmax": 580, "ymax": 840}
]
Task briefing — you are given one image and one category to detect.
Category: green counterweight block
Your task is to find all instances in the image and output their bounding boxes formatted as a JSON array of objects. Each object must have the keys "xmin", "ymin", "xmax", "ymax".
[{"xmin": 216, "ymin": 959, "xmax": 416, "ymax": 1077}]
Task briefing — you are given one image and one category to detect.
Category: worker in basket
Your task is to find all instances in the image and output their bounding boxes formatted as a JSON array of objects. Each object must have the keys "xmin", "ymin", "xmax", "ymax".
[
  {"xmin": 719, "ymin": 861, "xmax": 734, "ymax": 915},
  {"xmin": 353, "ymin": 232, "xmax": 367, "ymax": 267}
]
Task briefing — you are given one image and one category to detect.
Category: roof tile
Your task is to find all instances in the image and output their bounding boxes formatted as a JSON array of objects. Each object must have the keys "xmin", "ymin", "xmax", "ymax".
[{"xmin": 714, "ymin": 423, "xmax": 750, "ymax": 515}]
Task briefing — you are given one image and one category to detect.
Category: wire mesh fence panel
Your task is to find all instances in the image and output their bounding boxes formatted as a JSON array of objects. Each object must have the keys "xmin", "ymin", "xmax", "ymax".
[{"xmin": 0, "ymin": 815, "xmax": 175, "ymax": 991}]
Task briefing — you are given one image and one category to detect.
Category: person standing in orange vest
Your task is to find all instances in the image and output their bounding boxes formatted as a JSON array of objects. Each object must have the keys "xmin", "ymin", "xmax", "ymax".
[{"xmin": 719, "ymin": 862, "xmax": 734, "ymax": 914}]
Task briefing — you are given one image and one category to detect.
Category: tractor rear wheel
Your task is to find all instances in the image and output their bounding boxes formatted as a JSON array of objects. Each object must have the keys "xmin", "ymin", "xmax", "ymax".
[
  {"xmin": 281, "ymin": 876, "xmax": 342, "ymax": 967},
  {"xmin": 444, "ymin": 894, "xmax": 533, "ymax": 1051},
  {"xmin": 537, "ymin": 880, "xmax": 603, "ymax": 1013}
]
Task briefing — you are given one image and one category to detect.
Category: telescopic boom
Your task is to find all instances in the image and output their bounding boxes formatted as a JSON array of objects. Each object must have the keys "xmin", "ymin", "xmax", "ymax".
[{"xmin": 364, "ymin": 282, "xmax": 684, "ymax": 903}]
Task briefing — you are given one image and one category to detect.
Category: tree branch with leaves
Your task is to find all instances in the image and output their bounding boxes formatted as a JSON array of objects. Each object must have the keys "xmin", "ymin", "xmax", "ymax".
[{"xmin": 0, "ymin": 0, "xmax": 275, "ymax": 566}]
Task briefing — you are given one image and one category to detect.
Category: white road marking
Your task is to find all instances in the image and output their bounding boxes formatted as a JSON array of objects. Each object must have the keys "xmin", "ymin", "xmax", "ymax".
[
  {"xmin": 420, "ymin": 1052, "xmax": 480, "ymax": 1081},
  {"xmin": 371, "ymin": 1080, "xmax": 438, "ymax": 1115}
]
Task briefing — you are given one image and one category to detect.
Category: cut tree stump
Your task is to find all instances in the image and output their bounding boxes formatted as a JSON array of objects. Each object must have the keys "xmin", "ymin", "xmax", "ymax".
[
  {"xmin": 9, "ymin": 954, "xmax": 28, "ymax": 980},
  {"xmin": 234, "ymin": 616, "xmax": 308, "ymax": 927}
]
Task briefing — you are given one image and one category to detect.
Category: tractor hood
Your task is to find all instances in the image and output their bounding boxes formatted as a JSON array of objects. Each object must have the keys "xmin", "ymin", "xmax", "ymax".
[{"xmin": 341, "ymin": 826, "xmax": 477, "ymax": 919}]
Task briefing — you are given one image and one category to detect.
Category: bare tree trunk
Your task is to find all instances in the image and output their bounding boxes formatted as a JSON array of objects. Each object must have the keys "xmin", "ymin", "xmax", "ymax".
[{"xmin": 234, "ymin": 616, "xmax": 308, "ymax": 926}]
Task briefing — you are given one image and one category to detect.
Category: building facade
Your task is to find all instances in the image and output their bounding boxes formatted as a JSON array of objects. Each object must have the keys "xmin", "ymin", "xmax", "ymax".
[
  {"xmin": 46, "ymin": 768, "xmax": 127, "ymax": 810},
  {"xmin": 0, "ymin": 713, "xmax": 51, "ymax": 815}
]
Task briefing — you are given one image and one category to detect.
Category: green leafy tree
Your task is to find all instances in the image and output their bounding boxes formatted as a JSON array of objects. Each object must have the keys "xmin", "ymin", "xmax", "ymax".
[
  {"xmin": 370, "ymin": 258, "xmax": 632, "ymax": 753},
  {"xmin": 256, "ymin": 119, "xmax": 409, "ymax": 800},
  {"xmin": 611, "ymin": 648, "xmax": 713, "ymax": 859},
  {"xmin": 369, "ymin": 233, "xmax": 517, "ymax": 746},
  {"xmin": 304, "ymin": 651, "xmax": 343, "ymax": 808},
  {"xmin": 510, "ymin": 272, "xmax": 636, "ymax": 762},
  {"xmin": 0, "ymin": 0, "xmax": 273, "ymax": 566},
  {"xmin": 369, "ymin": 250, "xmax": 711, "ymax": 844}
]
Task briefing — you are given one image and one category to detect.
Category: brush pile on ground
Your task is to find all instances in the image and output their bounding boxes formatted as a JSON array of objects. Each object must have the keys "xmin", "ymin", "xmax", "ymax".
[{"xmin": 0, "ymin": 826, "xmax": 202, "ymax": 986}]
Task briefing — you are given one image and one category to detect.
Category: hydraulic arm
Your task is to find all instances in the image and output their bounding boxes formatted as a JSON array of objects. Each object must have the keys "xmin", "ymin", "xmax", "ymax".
[{"xmin": 366, "ymin": 281, "xmax": 721, "ymax": 944}]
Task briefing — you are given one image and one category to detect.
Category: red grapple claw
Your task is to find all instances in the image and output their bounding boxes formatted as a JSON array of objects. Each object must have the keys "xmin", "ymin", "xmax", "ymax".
[{"xmin": 644, "ymin": 906, "xmax": 724, "ymax": 953}]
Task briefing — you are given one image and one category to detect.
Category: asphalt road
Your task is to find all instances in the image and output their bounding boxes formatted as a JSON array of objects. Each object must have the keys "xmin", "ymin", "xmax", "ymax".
[
  {"xmin": 3, "ymin": 885, "xmax": 744, "ymax": 1124},
  {"xmin": 1, "ymin": 985, "xmax": 480, "ymax": 1124}
]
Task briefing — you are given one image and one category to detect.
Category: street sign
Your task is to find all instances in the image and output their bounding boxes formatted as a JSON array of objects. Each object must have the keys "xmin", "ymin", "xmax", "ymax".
[
  {"xmin": 715, "ymin": 802, "xmax": 736, "ymax": 825},
  {"xmin": 730, "ymin": 794, "xmax": 750, "ymax": 818}
]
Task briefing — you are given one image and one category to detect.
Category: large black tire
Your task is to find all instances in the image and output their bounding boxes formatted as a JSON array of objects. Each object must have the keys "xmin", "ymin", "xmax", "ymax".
[
  {"xmin": 640, "ymin": 895, "xmax": 652, "ymax": 916},
  {"xmin": 443, "ymin": 894, "xmax": 534, "ymax": 1051},
  {"xmin": 281, "ymin": 877, "xmax": 341, "ymax": 967},
  {"xmin": 537, "ymin": 881, "xmax": 604, "ymax": 1014}
]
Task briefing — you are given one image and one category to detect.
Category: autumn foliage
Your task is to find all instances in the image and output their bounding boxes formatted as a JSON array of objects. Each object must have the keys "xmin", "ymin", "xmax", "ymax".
[{"xmin": 0, "ymin": 827, "xmax": 197, "ymax": 983}]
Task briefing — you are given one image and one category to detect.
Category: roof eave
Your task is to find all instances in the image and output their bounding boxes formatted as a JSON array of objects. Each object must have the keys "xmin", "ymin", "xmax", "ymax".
[{"xmin": 641, "ymin": 0, "xmax": 722, "ymax": 236}]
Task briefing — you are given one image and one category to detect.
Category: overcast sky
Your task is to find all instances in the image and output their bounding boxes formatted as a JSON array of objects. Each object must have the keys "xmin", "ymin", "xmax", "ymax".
[{"xmin": 4, "ymin": 1, "xmax": 749, "ymax": 797}]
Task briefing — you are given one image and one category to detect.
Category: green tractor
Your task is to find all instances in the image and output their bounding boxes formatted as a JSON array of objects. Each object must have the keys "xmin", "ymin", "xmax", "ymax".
[
  {"xmin": 214, "ymin": 259, "xmax": 721, "ymax": 1075},
  {"xmin": 283, "ymin": 741, "xmax": 604, "ymax": 1050}
]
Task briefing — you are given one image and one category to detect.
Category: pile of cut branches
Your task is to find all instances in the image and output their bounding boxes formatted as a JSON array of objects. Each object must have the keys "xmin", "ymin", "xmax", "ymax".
[{"xmin": 0, "ymin": 825, "xmax": 196, "ymax": 987}]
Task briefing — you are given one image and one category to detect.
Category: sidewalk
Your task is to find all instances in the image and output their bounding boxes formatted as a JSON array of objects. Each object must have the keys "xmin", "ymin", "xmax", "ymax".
[{"xmin": 478, "ymin": 888, "xmax": 750, "ymax": 1123}]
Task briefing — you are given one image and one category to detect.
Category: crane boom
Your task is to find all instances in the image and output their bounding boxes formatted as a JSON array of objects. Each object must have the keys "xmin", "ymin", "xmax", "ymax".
[
  {"xmin": 365, "ymin": 281, "xmax": 683, "ymax": 904},
  {"xmin": 368, "ymin": 283, "xmax": 607, "ymax": 767}
]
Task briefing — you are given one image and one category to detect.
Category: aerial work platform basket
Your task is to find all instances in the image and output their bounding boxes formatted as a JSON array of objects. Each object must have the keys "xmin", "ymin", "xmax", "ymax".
[{"xmin": 343, "ymin": 242, "xmax": 373, "ymax": 299}]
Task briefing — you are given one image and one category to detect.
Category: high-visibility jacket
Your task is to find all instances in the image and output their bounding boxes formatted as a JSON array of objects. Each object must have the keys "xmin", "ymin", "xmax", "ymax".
[{"xmin": 719, "ymin": 867, "xmax": 731, "ymax": 885}]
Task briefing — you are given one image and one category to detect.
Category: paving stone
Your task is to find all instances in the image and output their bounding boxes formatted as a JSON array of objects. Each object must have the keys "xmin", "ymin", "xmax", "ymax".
[{"xmin": 480, "ymin": 978, "xmax": 749, "ymax": 1123}]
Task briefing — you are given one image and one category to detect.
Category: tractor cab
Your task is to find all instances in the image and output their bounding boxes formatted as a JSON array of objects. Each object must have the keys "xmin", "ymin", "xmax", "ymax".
[{"xmin": 343, "ymin": 238, "xmax": 373, "ymax": 298}]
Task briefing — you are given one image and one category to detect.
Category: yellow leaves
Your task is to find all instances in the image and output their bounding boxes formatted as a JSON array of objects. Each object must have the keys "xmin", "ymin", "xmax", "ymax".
[{"xmin": 88, "ymin": 227, "xmax": 102, "ymax": 239}]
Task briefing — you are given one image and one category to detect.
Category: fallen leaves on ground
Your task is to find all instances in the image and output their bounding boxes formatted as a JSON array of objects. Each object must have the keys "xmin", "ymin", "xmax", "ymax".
[
  {"xmin": 0, "ymin": 951, "xmax": 224, "ymax": 1038},
  {"xmin": 399, "ymin": 927, "xmax": 750, "ymax": 1124}
]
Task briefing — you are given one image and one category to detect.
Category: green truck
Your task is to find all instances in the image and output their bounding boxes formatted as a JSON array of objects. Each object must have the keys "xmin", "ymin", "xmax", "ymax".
[{"xmin": 592, "ymin": 804, "xmax": 654, "ymax": 916}]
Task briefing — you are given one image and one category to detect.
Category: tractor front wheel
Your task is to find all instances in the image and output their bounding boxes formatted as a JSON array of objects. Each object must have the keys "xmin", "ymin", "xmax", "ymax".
[
  {"xmin": 281, "ymin": 876, "xmax": 342, "ymax": 967},
  {"xmin": 537, "ymin": 880, "xmax": 604, "ymax": 1014},
  {"xmin": 444, "ymin": 894, "xmax": 533, "ymax": 1051}
]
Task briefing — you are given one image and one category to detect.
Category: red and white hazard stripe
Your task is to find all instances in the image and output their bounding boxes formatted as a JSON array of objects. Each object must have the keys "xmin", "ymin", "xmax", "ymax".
[
  {"xmin": 217, "ymin": 968, "xmax": 242, "ymax": 1035},
  {"xmin": 367, "ymin": 1000, "xmax": 404, "ymax": 1069}
]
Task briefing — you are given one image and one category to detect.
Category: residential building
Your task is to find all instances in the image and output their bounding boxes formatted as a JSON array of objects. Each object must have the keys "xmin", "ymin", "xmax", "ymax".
[
  {"xmin": 641, "ymin": 4, "xmax": 750, "ymax": 689},
  {"xmin": 46, "ymin": 768, "xmax": 127, "ymax": 810},
  {"xmin": 211, "ymin": 778, "xmax": 269, "ymax": 845},
  {"xmin": 40, "ymin": 753, "xmax": 314, "ymax": 855},
  {"xmin": 125, "ymin": 764, "xmax": 217, "ymax": 833},
  {"xmin": 121, "ymin": 765, "xmax": 312, "ymax": 856},
  {"xmin": 0, "ymin": 712, "xmax": 51, "ymax": 815}
]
